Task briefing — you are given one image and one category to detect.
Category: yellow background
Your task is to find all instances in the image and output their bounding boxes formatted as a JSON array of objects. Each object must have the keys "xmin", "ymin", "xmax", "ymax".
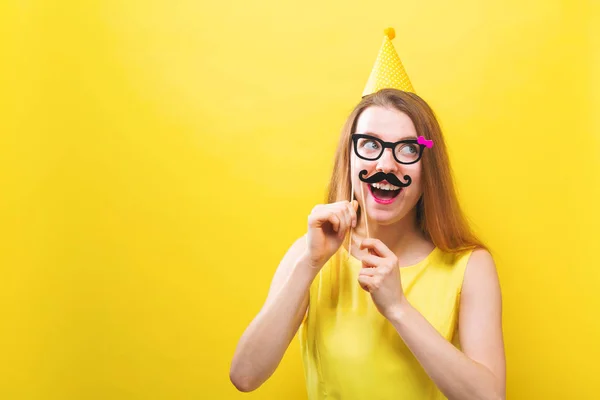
[{"xmin": 1, "ymin": 0, "xmax": 598, "ymax": 399}]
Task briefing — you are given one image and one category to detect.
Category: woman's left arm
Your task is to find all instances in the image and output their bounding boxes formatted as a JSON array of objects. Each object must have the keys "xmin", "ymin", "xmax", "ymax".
[
  {"xmin": 392, "ymin": 249, "xmax": 505, "ymax": 400},
  {"xmin": 358, "ymin": 241, "xmax": 506, "ymax": 400}
]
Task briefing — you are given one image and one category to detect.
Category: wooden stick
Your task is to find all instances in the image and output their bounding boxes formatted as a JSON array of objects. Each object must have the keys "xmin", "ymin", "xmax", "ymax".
[{"xmin": 360, "ymin": 176, "xmax": 370, "ymax": 239}]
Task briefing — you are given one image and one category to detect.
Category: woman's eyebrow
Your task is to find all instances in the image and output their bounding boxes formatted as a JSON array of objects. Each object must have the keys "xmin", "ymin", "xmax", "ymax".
[
  {"xmin": 356, "ymin": 132, "xmax": 417, "ymax": 141},
  {"xmin": 397, "ymin": 135, "xmax": 418, "ymax": 141}
]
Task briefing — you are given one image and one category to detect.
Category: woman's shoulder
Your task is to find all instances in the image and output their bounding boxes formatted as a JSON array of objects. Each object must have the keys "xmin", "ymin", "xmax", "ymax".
[
  {"xmin": 462, "ymin": 247, "xmax": 500, "ymax": 297},
  {"xmin": 467, "ymin": 247, "xmax": 494, "ymax": 266},
  {"xmin": 436, "ymin": 245, "xmax": 492, "ymax": 264}
]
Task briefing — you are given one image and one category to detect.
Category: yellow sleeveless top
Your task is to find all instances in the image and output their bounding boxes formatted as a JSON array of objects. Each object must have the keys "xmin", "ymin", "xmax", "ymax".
[{"xmin": 299, "ymin": 245, "xmax": 473, "ymax": 400}]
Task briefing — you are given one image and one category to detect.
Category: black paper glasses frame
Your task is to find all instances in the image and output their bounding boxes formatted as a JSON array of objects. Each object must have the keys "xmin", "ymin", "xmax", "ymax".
[{"xmin": 351, "ymin": 133, "xmax": 426, "ymax": 165}]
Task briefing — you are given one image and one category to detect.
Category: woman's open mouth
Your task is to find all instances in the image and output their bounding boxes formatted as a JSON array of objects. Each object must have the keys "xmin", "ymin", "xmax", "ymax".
[{"xmin": 367, "ymin": 182, "xmax": 402, "ymax": 204}]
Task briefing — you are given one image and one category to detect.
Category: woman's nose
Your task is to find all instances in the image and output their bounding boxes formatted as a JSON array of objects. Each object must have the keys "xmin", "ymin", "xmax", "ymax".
[{"xmin": 376, "ymin": 148, "xmax": 397, "ymax": 173}]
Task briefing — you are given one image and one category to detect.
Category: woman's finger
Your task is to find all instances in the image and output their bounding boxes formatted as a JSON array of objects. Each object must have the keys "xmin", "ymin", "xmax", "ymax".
[
  {"xmin": 339, "ymin": 206, "xmax": 351, "ymax": 235},
  {"xmin": 357, "ymin": 275, "xmax": 373, "ymax": 292},
  {"xmin": 360, "ymin": 238, "xmax": 396, "ymax": 258},
  {"xmin": 358, "ymin": 265, "xmax": 378, "ymax": 276},
  {"xmin": 346, "ymin": 201, "xmax": 357, "ymax": 228},
  {"xmin": 359, "ymin": 253, "xmax": 384, "ymax": 268},
  {"xmin": 334, "ymin": 209, "xmax": 348, "ymax": 237},
  {"xmin": 326, "ymin": 213, "xmax": 341, "ymax": 232}
]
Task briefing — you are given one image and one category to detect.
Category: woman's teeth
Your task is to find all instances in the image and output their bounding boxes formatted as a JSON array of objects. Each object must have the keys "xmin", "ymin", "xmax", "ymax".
[
  {"xmin": 368, "ymin": 182, "xmax": 402, "ymax": 203},
  {"xmin": 371, "ymin": 182, "xmax": 401, "ymax": 191}
]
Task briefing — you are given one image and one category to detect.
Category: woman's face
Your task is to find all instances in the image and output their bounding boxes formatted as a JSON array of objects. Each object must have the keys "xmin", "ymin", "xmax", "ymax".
[{"xmin": 351, "ymin": 106, "xmax": 423, "ymax": 226}]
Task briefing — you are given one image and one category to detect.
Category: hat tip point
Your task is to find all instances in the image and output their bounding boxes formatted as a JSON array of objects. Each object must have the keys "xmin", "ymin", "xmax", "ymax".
[{"xmin": 384, "ymin": 27, "xmax": 395, "ymax": 40}]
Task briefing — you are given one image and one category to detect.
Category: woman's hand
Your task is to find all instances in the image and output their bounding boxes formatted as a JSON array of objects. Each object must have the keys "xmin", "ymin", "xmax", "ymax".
[
  {"xmin": 357, "ymin": 238, "xmax": 406, "ymax": 319},
  {"xmin": 305, "ymin": 200, "xmax": 359, "ymax": 270}
]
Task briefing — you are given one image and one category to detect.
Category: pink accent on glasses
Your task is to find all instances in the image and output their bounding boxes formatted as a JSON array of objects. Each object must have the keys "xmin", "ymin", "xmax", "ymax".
[{"xmin": 417, "ymin": 136, "xmax": 433, "ymax": 148}]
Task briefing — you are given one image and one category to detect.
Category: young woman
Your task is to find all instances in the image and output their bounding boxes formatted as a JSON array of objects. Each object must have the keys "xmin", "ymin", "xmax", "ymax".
[{"xmin": 230, "ymin": 88, "xmax": 506, "ymax": 400}]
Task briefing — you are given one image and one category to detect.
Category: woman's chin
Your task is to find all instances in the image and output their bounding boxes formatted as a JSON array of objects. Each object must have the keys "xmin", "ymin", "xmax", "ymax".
[
  {"xmin": 365, "ymin": 198, "xmax": 416, "ymax": 225},
  {"xmin": 365, "ymin": 208, "xmax": 405, "ymax": 225}
]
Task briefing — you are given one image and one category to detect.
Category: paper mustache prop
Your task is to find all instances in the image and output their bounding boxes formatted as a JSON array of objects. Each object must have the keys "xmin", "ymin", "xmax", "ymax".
[{"xmin": 358, "ymin": 170, "xmax": 412, "ymax": 187}]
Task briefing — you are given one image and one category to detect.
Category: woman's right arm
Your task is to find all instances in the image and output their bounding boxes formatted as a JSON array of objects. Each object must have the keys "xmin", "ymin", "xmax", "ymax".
[
  {"xmin": 229, "ymin": 236, "xmax": 316, "ymax": 392},
  {"xmin": 229, "ymin": 200, "xmax": 358, "ymax": 392}
]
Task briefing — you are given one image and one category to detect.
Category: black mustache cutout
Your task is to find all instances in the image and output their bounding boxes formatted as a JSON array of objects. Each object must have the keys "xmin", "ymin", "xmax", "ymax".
[{"xmin": 358, "ymin": 170, "xmax": 412, "ymax": 188}]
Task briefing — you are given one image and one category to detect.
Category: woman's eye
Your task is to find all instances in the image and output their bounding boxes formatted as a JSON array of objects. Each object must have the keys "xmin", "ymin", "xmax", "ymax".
[
  {"xmin": 364, "ymin": 140, "xmax": 379, "ymax": 150},
  {"xmin": 365, "ymin": 140, "xmax": 379, "ymax": 149},
  {"xmin": 400, "ymin": 144, "xmax": 417, "ymax": 154}
]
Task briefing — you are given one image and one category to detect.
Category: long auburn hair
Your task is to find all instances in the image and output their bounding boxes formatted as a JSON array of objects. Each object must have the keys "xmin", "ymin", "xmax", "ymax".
[{"xmin": 327, "ymin": 88, "xmax": 486, "ymax": 255}]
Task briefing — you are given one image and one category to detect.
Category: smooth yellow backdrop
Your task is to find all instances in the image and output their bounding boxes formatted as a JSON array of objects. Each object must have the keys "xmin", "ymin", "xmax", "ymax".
[{"xmin": 1, "ymin": 0, "xmax": 598, "ymax": 399}]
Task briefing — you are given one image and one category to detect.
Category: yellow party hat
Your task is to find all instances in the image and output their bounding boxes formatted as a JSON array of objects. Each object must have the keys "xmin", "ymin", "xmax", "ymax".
[{"xmin": 362, "ymin": 27, "xmax": 415, "ymax": 97}]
